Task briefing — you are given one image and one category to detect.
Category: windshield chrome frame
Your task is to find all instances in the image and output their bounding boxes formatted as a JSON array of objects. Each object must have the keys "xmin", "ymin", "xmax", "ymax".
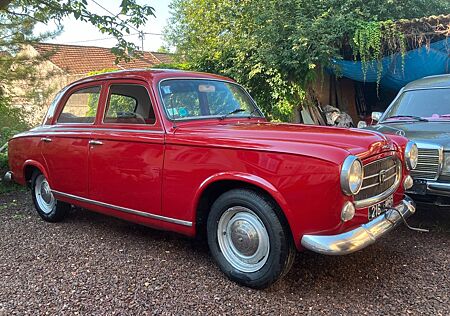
[{"xmin": 157, "ymin": 77, "xmax": 265, "ymax": 122}]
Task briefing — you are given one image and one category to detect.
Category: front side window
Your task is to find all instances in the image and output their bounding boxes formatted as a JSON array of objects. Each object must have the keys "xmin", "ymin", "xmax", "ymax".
[
  {"xmin": 104, "ymin": 84, "xmax": 155, "ymax": 125},
  {"xmin": 159, "ymin": 79, "xmax": 263, "ymax": 120},
  {"xmin": 383, "ymin": 88, "xmax": 450, "ymax": 121},
  {"xmin": 58, "ymin": 86, "xmax": 100, "ymax": 124}
]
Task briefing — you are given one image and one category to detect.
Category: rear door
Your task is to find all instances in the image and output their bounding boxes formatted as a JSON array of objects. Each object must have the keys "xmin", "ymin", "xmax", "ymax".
[
  {"xmin": 88, "ymin": 80, "xmax": 165, "ymax": 216},
  {"xmin": 41, "ymin": 82, "xmax": 103, "ymax": 197}
]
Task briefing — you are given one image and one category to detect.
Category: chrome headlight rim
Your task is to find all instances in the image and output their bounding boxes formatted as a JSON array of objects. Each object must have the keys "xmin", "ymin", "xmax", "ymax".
[
  {"xmin": 404, "ymin": 141, "xmax": 418, "ymax": 170},
  {"xmin": 340, "ymin": 155, "xmax": 364, "ymax": 196},
  {"xmin": 442, "ymin": 152, "xmax": 450, "ymax": 175}
]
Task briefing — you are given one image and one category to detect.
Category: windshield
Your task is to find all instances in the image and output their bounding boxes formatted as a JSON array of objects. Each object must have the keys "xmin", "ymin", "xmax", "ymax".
[
  {"xmin": 159, "ymin": 79, "xmax": 263, "ymax": 121},
  {"xmin": 383, "ymin": 88, "xmax": 450, "ymax": 122}
]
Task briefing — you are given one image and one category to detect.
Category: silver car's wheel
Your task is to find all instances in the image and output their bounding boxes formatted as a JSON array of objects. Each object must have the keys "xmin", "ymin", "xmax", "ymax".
[
  {"xmin": 34, "ymin": 174, "xmax": 55, "ymax": 214},
  {"xmin": 217, "ymin": 206, "xmax": 270, "ymax": 273}
]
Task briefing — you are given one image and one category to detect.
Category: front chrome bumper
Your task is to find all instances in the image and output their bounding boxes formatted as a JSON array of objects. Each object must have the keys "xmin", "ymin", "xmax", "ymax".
[
  {"xmin": 407, "ymin": 180, "xmax": 450, "ymax": 197},
  {"xmin": 301, "ymin": 196, "xmax": 416, "ymax": 255},
  {"xmin": 427, "ymin": 182, "xmax": 450, "ymax": 197}
]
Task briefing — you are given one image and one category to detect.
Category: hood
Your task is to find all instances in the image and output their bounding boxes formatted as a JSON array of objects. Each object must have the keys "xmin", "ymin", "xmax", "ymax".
[
  {"xmin": 171, "ymin": 121, "xmax": 396, "ymax": 163},
  {"xmin": 367, "ymin": 122, "xmax": 450, "ymax": 150}
]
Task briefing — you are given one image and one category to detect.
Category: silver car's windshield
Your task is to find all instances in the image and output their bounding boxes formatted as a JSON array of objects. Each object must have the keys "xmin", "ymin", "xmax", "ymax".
[
  {"xmin": 383, "ymin": 88, "xmax": 450, "ymax": 122},
  {"xmin": 159, "ymin": 79, "xmax": 263, "ymax": 121}
]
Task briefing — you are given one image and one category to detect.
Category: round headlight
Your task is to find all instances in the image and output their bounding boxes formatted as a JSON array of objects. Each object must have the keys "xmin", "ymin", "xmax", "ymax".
[
  {"xmin": 405, "ymin": 141, "xmax": 418, "ymax": 170},
  {"xmin": 442, "ymin": 152, "xmax": 450, "ymax": 175},
  {"xmin": 340, "ymin": 156, "xmax": 364, "ymax": 196}
]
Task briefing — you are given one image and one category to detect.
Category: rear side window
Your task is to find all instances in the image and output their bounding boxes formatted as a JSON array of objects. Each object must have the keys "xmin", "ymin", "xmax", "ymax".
[
  {"xmin": 104, "ymin": 84, "xmax": 155, "ymax": 125},
  {"xmin": 58, "ymin": 86, "xmax": 100, "ymax": 124}
]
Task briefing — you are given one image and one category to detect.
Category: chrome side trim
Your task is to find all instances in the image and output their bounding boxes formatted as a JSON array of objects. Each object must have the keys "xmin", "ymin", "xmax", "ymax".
[
  {"xmin": 301, "ymin": 196, "xmax": 416, "ymax": 255},
  {"xmin": 45, "ymin": 127, "xmax": 164, "ymax": 134},
  {"xmin": 52, "ymin": 190, "xmax": 193, "ymax": 227}
]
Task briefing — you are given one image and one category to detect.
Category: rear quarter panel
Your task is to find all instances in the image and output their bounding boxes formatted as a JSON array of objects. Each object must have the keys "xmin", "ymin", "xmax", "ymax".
[{"xmin": 8, "ymin": 134, "xmax": 45, "ymax": 185}]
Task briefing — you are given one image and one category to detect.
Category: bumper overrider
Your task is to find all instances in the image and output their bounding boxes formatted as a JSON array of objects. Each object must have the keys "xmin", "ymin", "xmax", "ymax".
[{"xmin": 301, "ymin": 196, "xmax": 416, "ymax": 255}]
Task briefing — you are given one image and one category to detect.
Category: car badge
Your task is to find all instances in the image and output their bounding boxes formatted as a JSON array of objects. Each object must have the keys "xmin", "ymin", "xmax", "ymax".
[{"xmin": 378, "ymin": 169, "xmax": 387, "ymax": 183}]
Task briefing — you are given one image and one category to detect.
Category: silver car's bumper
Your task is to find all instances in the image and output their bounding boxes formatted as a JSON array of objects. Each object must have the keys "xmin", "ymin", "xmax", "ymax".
[
  {"xmin": 427, "ymin": 182, "xmax": 450, "ymax": 197},
  {"xmin": 301, "ymin": 196, "xmax": 416, "ymax": 255},
  {"xmin": 3, "ymin": 171, "xmax": 13, "ymax": 183}
]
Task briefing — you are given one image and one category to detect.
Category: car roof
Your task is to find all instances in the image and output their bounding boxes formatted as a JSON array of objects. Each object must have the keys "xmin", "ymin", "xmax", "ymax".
[
  {"xmin": 404, "ymin": 74, "xmax": 450, "ymax": 91},
  {"xmin": 68, "ymin": 68, "xmax": 235, "ymax": 87}
]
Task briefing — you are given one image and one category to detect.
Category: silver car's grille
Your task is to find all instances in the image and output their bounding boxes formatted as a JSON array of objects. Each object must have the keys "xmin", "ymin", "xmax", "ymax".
[
  {"xmin": 411, "ymin": 148, "xmax": 440, "ymax": 180},
  {"xmin": 355, "ymin": 156, "xmax": 400, "ymax": 202}
]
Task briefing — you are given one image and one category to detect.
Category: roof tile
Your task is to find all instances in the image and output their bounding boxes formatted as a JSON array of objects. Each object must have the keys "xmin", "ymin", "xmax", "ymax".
[{"xmin": 33, "ymin": 43, "xmax": 173, "ymax": 75}]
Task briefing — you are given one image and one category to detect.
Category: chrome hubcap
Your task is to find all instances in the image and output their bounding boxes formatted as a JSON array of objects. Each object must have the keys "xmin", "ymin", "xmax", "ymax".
[
  {"xmin": 217, "ymin": 207, "xmax": 270, "ymax": 273},
  {"xmin": 35, "ymin": 175, "xmax": 55, "ymax": 214}
]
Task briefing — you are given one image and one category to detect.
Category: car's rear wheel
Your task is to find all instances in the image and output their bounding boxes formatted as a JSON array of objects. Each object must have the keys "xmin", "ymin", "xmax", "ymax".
[
  {"xmin": 207, "ymin": 189, "xmax": 295, "ymax": 289},
  {"xmin": 31, "ymin": 171, "xmax": 70, "ymax": 222}
]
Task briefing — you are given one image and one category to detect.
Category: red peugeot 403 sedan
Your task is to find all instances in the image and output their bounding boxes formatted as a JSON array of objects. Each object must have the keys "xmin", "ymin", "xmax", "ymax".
[{"xmin": 6, "ymin": 69, "xmax": 418, "ymax": 288}]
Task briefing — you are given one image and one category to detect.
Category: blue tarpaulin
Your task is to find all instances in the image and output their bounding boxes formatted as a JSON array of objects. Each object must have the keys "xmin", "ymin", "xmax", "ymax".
[{"xmin": 331, "ymin": 39, "xmax": 449, "ymax": 90}]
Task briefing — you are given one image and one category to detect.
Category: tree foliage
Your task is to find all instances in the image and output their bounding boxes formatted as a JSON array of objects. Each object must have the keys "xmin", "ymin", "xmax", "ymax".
[
  {"xmin": 1, "ymin": 0, "xmax": 155, "ymax": 59},
  {"xmin": 0, "ymin": 0, "xmax": 155, "ymax": 144},
  {"xmin": 166, "ymin": 0, "xmax": 449, "ymax": 121}
]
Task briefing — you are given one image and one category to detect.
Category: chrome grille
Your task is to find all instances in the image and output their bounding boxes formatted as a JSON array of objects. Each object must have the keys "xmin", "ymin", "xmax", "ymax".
[
  {"xmin": 355, "ymin": 156, "xmax": 400, "ymax": 202},
  {"xmin": 411, "ymin": 148, "xmax": 440, "ymax": 180}
]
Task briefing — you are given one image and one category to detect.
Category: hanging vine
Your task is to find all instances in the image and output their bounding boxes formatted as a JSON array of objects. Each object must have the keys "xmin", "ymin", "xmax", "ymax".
[{"xmin": 352, "ymin": 20, "xmax": 407, "ymax": 86}]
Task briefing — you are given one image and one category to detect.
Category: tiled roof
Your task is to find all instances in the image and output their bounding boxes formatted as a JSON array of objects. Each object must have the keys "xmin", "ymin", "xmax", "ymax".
[
  {"xmin": 151, "ymin": 52, "xmax": 176, "ymax": 64},
  {"xmin": 33, "ymin": 43, "xmax": 173, "ymax": 75}
]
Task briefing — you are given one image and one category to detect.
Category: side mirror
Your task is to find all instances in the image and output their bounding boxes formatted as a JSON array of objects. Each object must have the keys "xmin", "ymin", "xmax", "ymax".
[
  {"xmin": 371, "ymin": 112, "xmax": 382, "ymax": 122},
  {"xmin": 357, "ymin": 121, "xmax": 367, "ymax": 128}
]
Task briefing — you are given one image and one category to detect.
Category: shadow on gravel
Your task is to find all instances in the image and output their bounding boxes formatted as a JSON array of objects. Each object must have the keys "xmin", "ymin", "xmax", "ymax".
[
  {"xmin": 64, "ymin": 206, "xmax": 211, "ymax": 254},
  {"xmin": 63, "ymin": 202, "xmax": 450, "ymax": 294}
]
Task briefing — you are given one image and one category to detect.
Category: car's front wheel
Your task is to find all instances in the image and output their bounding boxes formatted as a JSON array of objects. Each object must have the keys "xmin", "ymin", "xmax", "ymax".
[
  {"xmin": 31, "ymin": 171, "xmax": 70, "ymax": 222},
  {"xmin": 207, "ymin": 189, "xmax": 295, "ymax": 288}
]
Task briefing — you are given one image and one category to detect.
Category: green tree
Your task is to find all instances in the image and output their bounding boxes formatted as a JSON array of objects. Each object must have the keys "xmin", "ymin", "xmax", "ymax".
[
  {"xmin": 0, "ymin": 0, "xmax": 155, "ymax": 145},
  {"xmin": 166, "ymin": 0, "xmax": 449, "ymax": 121}
]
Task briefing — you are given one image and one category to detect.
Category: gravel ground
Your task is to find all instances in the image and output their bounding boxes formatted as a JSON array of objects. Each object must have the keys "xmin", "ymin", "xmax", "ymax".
[{"xmin": 0, "ymin": 189, "xmax": 449, "ymax": 315}]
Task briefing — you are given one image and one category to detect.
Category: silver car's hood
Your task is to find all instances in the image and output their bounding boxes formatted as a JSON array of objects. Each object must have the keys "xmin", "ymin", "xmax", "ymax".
[{"xmin": 367, "ymin": 122, "xmax": 450, "ymax": 150}]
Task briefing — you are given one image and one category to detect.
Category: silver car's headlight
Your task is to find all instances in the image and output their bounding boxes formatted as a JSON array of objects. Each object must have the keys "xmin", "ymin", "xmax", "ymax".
[
  {"xmin": 341, "ymin": 156, "xmax": 364, "ymax": 195},
  {"xmin": 404, "ymin": 141, "xmax": 418, "ymax": 170},
  {"xmin": 442, "ymin": 152, "xmax": 450, "ymax": 175}
]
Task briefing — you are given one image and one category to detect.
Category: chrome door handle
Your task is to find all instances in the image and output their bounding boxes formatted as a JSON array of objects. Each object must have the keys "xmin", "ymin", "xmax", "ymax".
[
  {"xmin": 89, "ymin": 140, "xmax": 103, "ymax": 146},
  {"xmin": 41, "ymin": 137, "xmax": 52, "ymax": 143}
]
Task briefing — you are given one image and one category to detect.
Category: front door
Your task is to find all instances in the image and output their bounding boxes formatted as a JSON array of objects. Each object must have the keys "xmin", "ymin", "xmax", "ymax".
[{"xmin": 88, "ymin": 81, "xmax": 164, "ymax": 216}]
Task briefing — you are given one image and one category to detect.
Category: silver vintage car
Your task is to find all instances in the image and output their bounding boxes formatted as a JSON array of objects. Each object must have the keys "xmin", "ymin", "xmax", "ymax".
[{"xmin": 363, "ymin": 74, "xmax": 450, "ymax": 206}]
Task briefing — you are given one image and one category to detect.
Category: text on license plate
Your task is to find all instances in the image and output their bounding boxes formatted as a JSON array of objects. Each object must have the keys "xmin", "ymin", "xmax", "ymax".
[{"xmin": 368, "ymin": 195, "xmax": 394, "ymax": 220}]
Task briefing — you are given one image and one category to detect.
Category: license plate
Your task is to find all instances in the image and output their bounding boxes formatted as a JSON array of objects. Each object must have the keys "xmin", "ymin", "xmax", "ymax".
[{"xmin": 368, "ymin": 195, "xmax": 394, "ymax": 220}]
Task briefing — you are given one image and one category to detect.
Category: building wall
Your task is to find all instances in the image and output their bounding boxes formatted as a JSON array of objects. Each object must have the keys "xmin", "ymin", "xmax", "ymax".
[{"xmin": 10, "ymin": 45, "xmax": 84, "ymax": 126}]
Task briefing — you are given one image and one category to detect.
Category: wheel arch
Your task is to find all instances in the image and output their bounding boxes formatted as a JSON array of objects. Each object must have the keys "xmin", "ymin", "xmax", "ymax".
[
  {"xmin": 193, "ymin": 173, "xmax": 293, "ymax": 239},
  {"xmin": 23, "ymin": 160, "xmax": 49, "ymax": 187}
]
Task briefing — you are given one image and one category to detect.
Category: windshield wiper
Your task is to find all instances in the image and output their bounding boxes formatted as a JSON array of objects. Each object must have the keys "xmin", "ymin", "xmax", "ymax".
[
  {"xmin": 384, "ymin": 115, "xmax": 428, "ymax": 122},
  {"xmin": 219, "ymin": 108, "xmax": 246, "ymax": 120}
]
